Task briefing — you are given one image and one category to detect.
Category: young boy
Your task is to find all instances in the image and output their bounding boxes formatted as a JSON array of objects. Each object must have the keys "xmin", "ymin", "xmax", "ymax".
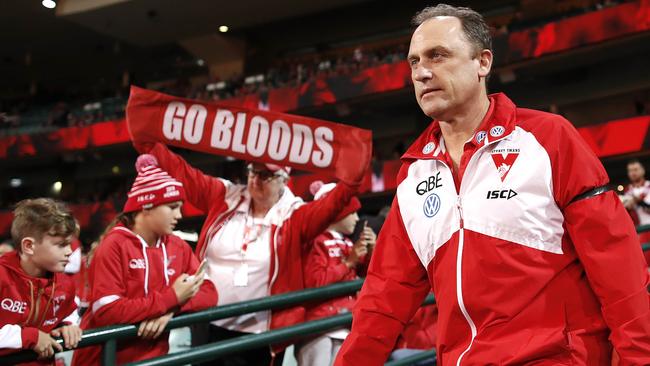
[
  {"xmin": 298, "ymin": 181, "xmax": 377, "ymax": 366},
  {"xmin": 0, "ymin": 198, "xmax": 82, "ymax": 364}
]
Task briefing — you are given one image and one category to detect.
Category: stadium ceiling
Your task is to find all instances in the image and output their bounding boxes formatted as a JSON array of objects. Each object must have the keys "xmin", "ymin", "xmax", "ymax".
[
  {"xmin": 58, "ymin": 0, "xmax": 377, "ymax": 46},
  {"xmin": 0, "ymin": 0, "xmax": 375, "ymax": 95}
]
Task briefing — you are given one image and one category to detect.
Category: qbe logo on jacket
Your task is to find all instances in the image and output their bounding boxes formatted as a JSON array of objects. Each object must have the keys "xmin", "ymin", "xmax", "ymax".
[
  {"xmin": 423, "ymin": 193, "xmax": 441, "ymax": 218},
  {"xmin": 1, "ymin": 298, "xmax": 27, "ymax": 314},
  {"xmin": 129, "ymin": 258, "xmax": 146, "ymax": 269}
]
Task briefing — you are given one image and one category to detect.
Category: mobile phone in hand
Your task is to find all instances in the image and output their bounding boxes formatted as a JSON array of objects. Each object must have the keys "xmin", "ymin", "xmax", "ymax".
[
  {"xmin": 194, "ymin": 259, "xmax": 208, "ymax": 276},
  {"xmin": 185, "ymin": 259, "xmax": 208, "ymax": 282},
  {"xmin": 351, "ymin": 219, "xmax": 367, "ymax": 243}
]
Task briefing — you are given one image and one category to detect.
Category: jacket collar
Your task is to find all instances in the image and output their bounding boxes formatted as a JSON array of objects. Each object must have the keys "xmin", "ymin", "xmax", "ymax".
[
  {"xmin": 111, "ymin": 224, "xmax": 165, "ymax": 248},
  {"xmin": 0, "ymin": 250, "xmax": 55, "ymax": 287},
  {"xmin": 235, "ymin": 186, "xmax": 303, "ymax": 226},
  {"xmin": 402, "ymin": 93, "xmax": 518, "ymax": 162}
]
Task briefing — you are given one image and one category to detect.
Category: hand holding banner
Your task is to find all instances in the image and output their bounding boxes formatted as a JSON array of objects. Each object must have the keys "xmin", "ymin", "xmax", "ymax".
[{"xmin": 126, "ymin": 86, "xmax": 372, "ymax": 185}]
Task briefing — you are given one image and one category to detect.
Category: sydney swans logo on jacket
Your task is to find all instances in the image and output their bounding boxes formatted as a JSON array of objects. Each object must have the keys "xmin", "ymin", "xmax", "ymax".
[{"xmin": 491, "ymin": 148, "xmax": 520, "ymax": 182}]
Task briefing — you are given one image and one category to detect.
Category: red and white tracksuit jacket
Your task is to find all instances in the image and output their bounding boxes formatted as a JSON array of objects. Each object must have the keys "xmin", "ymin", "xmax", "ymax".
[
  {"xmin": 0, "ymin": 251, "xmax": 78, "ymax": 366},
  {"xmin": 71, "ymin": 225, "xmax": 218, "ymax": 365},
  {"xmin": 303, "ymin": 230, "xmax": 367, "ymax": 321},
  {"xmin": 147, "ymin": 143, "xmax": 359, "ymax": 348},
  {"xmin": 336, "ymin": 93, "xmax": 650, "ymax": 365}
]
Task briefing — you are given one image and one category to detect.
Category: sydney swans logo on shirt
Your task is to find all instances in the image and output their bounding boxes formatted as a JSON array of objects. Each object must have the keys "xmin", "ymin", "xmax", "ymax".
[
  {"xmin": 423, "ymin": 193, "xmax": 441, "ymax": 218},
  {"xmin": 491, "ymin": 148, "xmax": 520, "ymax": 182}
]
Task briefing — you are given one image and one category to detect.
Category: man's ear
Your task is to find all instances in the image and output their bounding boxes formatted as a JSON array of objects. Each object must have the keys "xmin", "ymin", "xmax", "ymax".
[
  {"xmin": 477, "ymin": 49, "xmax": 493, "ymax": 79},
  {"xmin": 21, "ymin": 237, "xmax": 36, "ymax": 255}
]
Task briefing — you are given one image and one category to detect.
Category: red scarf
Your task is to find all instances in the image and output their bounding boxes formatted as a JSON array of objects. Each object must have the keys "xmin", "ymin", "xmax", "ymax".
[{"xmin": 126, "ymin": 86, "xmax": 371, "ymax": 183}]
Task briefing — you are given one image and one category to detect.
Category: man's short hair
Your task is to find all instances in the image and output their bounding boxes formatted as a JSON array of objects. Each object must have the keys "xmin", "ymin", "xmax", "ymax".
[
  {"xmin": 412, "ymin": 3, "xmax": 492, "ymax": 57},
  {"xmin": 11, "ymin": 198, "xmax": 76, "ymax": 249}
]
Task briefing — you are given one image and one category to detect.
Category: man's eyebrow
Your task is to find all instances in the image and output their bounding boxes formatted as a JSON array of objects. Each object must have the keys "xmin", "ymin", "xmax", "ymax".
[{"xmin": 408, "ymin": 45, "xmax": 453, "ymax": 60}]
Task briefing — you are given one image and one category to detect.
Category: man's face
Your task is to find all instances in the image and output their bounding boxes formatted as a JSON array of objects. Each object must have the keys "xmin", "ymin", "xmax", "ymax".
[
  {"xmin": 408, "ymin": 16, "xmax": 490, "ymax": 120},
  {"xmin": 247, "ymin": 164, "xmax": 286, "ymax": 205},
  {"xmin": 27, "ymin": 233, "xmax": 73, "ymax": 273},
  {"xmin": 628, "ymin": 162, "xmax": 645, "ymax": 182}
]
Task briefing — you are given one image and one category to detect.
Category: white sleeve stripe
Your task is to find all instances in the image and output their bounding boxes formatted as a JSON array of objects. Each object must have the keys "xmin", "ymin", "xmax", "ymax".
[
  {"xmin": 62, "ymin": 308, "xmax": 80, "ymax": 325},
  {"xmin": 0, "ymin": 324, "xmax": 23, "ymax": 349},
  {"xmin": 91, "ymin": 295, "xmax": 121, "ymax": 314}
]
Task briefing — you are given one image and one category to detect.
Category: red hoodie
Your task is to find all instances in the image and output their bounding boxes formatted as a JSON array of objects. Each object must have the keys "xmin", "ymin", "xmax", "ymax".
[
  {"xmin": 0, "ymin": 251, "xmax": 78, "ymax": 366},
  {"xmin": 71, "ymin": 225, "xmax": 217, "ymax": 365},
  {"xmin": 303, "ymin": 230, "xmax": 366, "ymax": 321}
]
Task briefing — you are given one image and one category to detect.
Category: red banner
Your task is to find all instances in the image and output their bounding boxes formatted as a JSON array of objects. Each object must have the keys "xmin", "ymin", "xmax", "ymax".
[
  {"xmin": 126, "ymin": 86, "xmax": 372, "ymax": 183},
  {"xmin": 578, "ymin": 115, "xmax": 650, "ymax": 158},
  {"xmin": 506, "ymin": 0, "xmax": 650, "ymax": 62}
]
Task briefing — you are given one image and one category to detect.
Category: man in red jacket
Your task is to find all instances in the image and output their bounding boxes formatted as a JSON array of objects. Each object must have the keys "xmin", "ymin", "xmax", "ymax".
[
  {"xmin": 0, "ymin": 198, "xmax": 81, "ymax": 365},
  {"xmin": 335, "ymin": 4, "xmax": 650, "ymax": 366}
]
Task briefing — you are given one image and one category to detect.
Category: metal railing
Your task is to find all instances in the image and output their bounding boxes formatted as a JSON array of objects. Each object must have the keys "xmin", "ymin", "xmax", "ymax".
[
  {"xmin": 3, "ymin": 225, "xmax": 648, "ymax": 366},
  {"xmin": 2, "ymin": 279, "xmax": 365, "ymax": 365},
  {"xmin": 127, "ymin": 295, "xmax": 436, "ymax": 366}
]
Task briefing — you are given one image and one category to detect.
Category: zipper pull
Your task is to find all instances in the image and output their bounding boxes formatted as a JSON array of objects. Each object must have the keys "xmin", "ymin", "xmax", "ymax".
[{"xmin": 457, "ymin": 196, "xmax": 464, "ymax": 229}]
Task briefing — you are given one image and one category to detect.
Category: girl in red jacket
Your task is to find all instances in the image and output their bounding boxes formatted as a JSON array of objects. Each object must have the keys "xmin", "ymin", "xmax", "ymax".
[
  {"xmin": 297, "ymin": 181, "xmax": 376, "ymax": 366},
  {"xmin": 72, "ymin": 154, "xmax": 218, "ymax": 366}
]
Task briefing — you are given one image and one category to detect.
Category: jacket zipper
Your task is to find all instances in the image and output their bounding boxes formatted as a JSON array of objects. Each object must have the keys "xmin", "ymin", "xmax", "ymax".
[
  {"xmin": 454, "ymin": 197, "xmax": 477, "ymax": 366},
  {"xmin": 448, "ymin": 132, "xmax": 512, "ymax": 365},
  {"xmin": 31, "ymin": 287, "xmax": 44, "ymax": 327}
]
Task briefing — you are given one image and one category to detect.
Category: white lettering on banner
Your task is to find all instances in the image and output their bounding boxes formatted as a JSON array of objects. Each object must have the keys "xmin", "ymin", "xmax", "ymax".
[
  {"xmin": 163, "ymin": 102, "xmax": 186, "ymax": 141},
  {"xmin": 211, "ymin": 109, "xmax": 234, "ymax": 149},
  {"xmin": 165, "ymin": 103, "xmax": 336, "ymax": 167},
  {"xmin": 290, "ymin": 124, "xmax": 313, "ymax": 164},
  {"xmin": 163, "ymin": 102, "xmax": 206, "ymax": 144},
  {"xmin": 232, "ymin": 113, "xmax": 247, "ymax": 154},
  {"xmin": 183, "ymin": 104, "xmax": 207, "ymax": 144},
  {"xmin": 1, "ymin": 298, "xmax": 27, "ymax": 314},
  {"xmin": 268, "ymin": 120, "xmax": 291, "ymax": 160},
  {"xmin": 313, "ymin": 127, "xmax": 334, "ymax": 167},
  {"xmin": 247, "ymin": 116, "xmax": 270, "ymax": 157}
]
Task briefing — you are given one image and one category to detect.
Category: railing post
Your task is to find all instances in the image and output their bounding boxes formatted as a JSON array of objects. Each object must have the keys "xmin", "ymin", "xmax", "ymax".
[{"xmin": 102, "ymin": 338, "xmax": 117, "ymax": 366}]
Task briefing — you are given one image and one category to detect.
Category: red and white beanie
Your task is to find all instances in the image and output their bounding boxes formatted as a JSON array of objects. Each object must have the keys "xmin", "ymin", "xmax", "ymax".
[
  {"xmin": 123, "ymin": 154, "xmax": 186, "ymax": 213},
  {"xmin": 310, "ymin": 180, "xmax": 361, "ymax": 222}
]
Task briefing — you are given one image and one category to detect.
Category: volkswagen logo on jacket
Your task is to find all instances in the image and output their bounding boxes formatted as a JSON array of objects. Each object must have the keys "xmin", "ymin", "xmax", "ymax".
[{"xmin": 423, "ymin": 193, "xmax": 441, "ymax": 218}]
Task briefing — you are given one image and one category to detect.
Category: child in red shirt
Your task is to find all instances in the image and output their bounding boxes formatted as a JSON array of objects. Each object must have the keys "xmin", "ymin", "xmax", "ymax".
[
  {"xmin": 0, "ymin": 198, "xmax": 81, "ymax": 365},
  {"xmin": 298, "ymin": 181, "xmax": 377, "ymax": 366},
  {"xmin": 72, "ymin": 154, "xmax": 217, "ymax": 365}
]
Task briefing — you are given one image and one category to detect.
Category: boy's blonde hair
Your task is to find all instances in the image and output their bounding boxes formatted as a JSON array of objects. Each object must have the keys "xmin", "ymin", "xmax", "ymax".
[{"xmin": 11, "ymin": 198, "xmax": 77, "ymax": 250}]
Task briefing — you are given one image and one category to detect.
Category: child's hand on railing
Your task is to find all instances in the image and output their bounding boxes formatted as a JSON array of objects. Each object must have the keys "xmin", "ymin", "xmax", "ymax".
[
  {"xmin": 50, "ymin": 324, "xmax": 82, "ymax": 349},
  {"xmin": 137, "ymin": 312, "xmax": 174, "ymax": 340},
  {"xmin": 33, "ymin": 330, "xmax": 62, "ymax": 359}
]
